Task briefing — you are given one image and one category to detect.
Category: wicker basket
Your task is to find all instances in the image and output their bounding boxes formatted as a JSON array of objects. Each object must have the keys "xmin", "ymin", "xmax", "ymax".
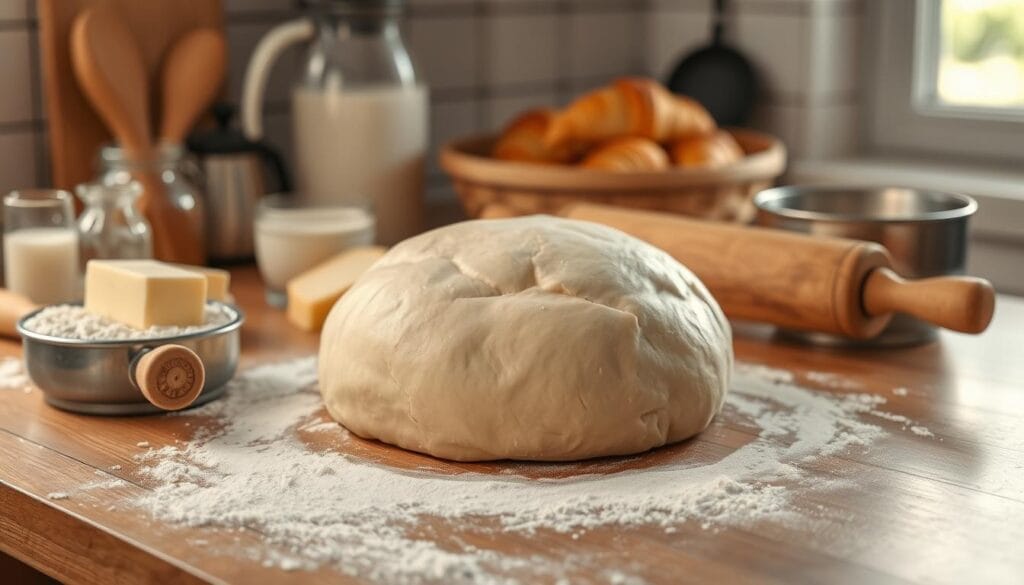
[{"xmin": 440, "ymin": 128, "xmax": 786, "ymax": 223}]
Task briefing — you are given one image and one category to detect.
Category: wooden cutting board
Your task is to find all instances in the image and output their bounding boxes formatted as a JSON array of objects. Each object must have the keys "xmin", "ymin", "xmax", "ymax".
[{"xmin": 38, "ymin": 0, "xmax": 224, "ymax": 191}]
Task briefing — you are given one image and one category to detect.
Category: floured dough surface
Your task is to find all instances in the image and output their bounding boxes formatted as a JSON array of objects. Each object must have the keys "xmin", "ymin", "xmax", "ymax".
[{"xmin": 318, "ymin": 216, "xmax": 732, "ymax": 462}]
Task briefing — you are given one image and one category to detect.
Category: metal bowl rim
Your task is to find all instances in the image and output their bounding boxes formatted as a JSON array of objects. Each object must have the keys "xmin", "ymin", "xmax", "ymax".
[
  {"xmin": 16, "ymin": 301, "xmax": 245, "ymax": 348},
  {"xmin": 753, "ymin": 185, "xmax": 978, "ymax": 224}
]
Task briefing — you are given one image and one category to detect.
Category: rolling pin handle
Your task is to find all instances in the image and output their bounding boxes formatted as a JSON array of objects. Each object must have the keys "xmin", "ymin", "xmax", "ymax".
[
  {"xmin": 0, "ymin": 288, "xmax": 38, "ymax": 339},
  {"xmin": 863, "ymin": 267, "xmax": 995, "ymax": 335},
  {"xmin": 132, "ymin": 345, "xmax": 206, "ymax": 411}
]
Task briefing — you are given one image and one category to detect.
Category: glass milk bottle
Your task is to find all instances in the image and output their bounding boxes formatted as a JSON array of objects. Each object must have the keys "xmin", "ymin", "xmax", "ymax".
[
  {"xmin": 241, "ymin": 0, "xmax": 428, "ymax": 246},
  {"xmin": 3, "ymin": 190, "xmax": 80, "ymax": 304}
]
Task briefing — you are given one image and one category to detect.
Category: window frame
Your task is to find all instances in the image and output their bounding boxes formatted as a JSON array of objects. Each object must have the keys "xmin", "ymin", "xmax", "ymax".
[
  {"xmin": 866, "ymin": 0, "xmax": 1024, "ymax": 162},
  {"xmin": 912, "ymin": 0, "xmax": 1024, "ymax": 122}
]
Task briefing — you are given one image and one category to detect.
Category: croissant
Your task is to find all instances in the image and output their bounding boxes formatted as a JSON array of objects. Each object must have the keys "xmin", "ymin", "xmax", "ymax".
[
  {"xmin": 492, "ymin": 109, "xmax": 578, "ymax": 164},
  {"xmin": 580, "ymin": 137, "xmax": 670, "ymax": 172},
  {"xmin": 670, "ymin": 130, "xmax": 744, "ymax": 169},
  {"xmin": 546, "ymin": 78, "xmax": 716, "ymax": 148}
]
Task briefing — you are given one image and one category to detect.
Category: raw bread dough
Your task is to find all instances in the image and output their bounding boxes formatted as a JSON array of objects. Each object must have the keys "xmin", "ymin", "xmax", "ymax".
[{"xmin": 318, "ymin": 216, "xmax": 732, "ymax": 462}]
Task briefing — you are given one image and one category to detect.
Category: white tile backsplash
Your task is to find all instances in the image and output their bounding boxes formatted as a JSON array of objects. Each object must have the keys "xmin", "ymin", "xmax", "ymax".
[
  {"xmin": 645, "ymin": 6, "xmax": 710, "ymax": 79},
  {"xmin": 808, "ymin": 7, "xmax": 861, "ymax": 99},
  {"xmin": 568, "ymin": 10, "xmax": 642, "ymax": 80},
  {"xmin": 482, "ymin": 14, "xmax": 559, "ymax": 87},
  {"xmin": 428, "ymin": 98, "xmax": 481, "ymax": 177},
  {"xmin": 485, "ymin": 90, "xmax": 560, "ymax": 130},
  {"xmin": 406, "ymin": 15, "xmax": 481, "ymax": 90},
  {"xmin": 0, "ymin": 30, "xmax": 34, "ymax": 124},
  {"xmin": 2, "ymin": 0, "xmax": 864, "ymax": 197},
  {"xmin": 0, "ymin": 1, "xmax": 28, "ymax": 22},
  {"xmin": 732, "ymin": 11, "xmax": 807, "ymax": 102},
  {"xmin": 0, "ymin": 131, "xmax": 38, "ymax": 194}
]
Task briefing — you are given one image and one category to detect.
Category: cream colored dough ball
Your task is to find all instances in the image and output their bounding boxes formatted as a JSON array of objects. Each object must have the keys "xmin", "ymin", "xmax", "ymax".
[{"xmin": 318, "ymin": 216, "xmax": 732, "ymax": 462}]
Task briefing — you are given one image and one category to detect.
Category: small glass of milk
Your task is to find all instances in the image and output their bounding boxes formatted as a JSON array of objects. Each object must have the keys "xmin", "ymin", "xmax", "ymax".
[
  {"xmin": 254, "ymin": 195, "xmax": 375, "ymax": 308},
  {"xmin": 3, "ymin": 190, "xmax": 81, "ymax": 304}
]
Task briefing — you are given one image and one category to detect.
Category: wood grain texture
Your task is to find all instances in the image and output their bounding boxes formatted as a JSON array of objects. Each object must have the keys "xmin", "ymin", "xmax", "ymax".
[{"xmin": 0, "ymin": 267, "xmax": 1022, "ymax": 584}]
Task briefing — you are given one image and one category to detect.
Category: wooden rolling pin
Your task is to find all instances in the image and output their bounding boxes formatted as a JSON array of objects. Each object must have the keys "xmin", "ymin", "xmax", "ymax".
[
  {"xmin": 563, "ymin": 204, "xmax": 995, "ymax": 339},
  {"xmin": 0, "ymin": 288, "xmax": 38, "ymax": 339}
]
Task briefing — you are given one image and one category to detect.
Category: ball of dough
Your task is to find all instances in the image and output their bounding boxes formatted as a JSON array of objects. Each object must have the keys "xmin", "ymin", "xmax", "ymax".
[{"xmin": 318, "ymin": 216, "xmax": 732, "ymax": 462}]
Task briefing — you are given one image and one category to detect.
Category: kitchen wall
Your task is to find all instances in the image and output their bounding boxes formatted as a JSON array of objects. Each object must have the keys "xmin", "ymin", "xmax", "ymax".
[{"xmin": 0, "ymin": 0, "xmax": 860, "ymax": 206}]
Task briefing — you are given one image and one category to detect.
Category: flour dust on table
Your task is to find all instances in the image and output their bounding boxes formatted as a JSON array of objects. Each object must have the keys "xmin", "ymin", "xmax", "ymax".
[{"xmin": 17, "ymin": 356, "xmax": 916, "ymax": 584}]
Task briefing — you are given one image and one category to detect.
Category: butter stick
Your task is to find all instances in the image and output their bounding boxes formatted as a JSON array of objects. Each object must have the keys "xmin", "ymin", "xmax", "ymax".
[
  {"xmin": 172, "ymin": 264, "xmax": 231, "ymax": 302},
  {"xmin": 286, "ymin": 246, "xmax": 387, "ymax": 332},
  {"xmin": 84, "ymin": 260, "xmax": 207, "ymax": 329}
]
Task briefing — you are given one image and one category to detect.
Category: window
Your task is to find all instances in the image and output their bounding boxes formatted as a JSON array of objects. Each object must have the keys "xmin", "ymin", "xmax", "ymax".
[
  {"xmin": 867, "ymin": 0, "xmax": 1024, "ymax": 161},
  {"xmin": 914, "ymin": 0, "xmax": 1024, "ymax": 119}
]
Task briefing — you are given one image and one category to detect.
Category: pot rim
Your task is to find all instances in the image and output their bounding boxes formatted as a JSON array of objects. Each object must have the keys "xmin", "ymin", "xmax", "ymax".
[
  {"xmin": 16, "ymin": 301, "xmax": 245, "ymax": 348},
  {"xmin": 754, "ymin": 185, "xmax": 978, "ymax": 224}
]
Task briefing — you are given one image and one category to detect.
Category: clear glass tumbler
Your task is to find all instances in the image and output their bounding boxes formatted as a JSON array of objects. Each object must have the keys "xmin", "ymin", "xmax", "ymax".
[
  {"xmin": 3, "ymin": 189, "xmax": 81, "ymax": 304},
  {"xmin": 254, "ymin": 194, "xmax": 375, "ymax": 307}
]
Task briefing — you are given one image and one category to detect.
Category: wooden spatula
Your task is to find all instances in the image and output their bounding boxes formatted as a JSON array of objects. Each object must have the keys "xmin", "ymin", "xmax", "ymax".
[
  {"xmin": 70, "ymin": 4, "xmax": 204, "ymax": 264},
  {"xmin": 159, "ymin": 28, "xmax": 227, "ymax": 144}
]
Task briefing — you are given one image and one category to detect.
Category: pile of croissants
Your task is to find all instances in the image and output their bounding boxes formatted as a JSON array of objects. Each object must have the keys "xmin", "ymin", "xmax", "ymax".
[{"xmin": 492, "ymin": 77, "xmax": 744, "ymax": 172}]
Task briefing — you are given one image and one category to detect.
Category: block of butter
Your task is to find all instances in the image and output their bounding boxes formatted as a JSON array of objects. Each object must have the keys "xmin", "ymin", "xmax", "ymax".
[
  {"xmin": 172, "ymin": 264, "xmax": 231, "ymax": 302},
  {"xmin": 286, "ymin": 246, "xmax": 387, "ymax": 332},
  {"xmin": 85, "ymin": 260, "xmax": 207, "ymax": 329}
]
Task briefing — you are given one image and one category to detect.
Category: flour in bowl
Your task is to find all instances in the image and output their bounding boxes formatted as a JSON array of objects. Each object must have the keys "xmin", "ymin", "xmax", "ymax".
[{"xmin": 22, "ymin": 304, "xmax": 232, "ymax": 341}]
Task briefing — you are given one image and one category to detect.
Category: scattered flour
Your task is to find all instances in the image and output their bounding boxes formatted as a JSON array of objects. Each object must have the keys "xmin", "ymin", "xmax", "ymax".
[
  {"xmin": 136, "ymin": 442, "xmax": 150, "ymax": 448},
  {"xmin": 910, "ymin": 425, "xmax": 934, "ymax": 437},
  {"xmin": 95, "ymin": 357, "xmax": 916, "ymax": 584},
  {"xmin": 47, "ymin": 492, "xmax": 69, "ymax": 500},
  {"xmin": 22, "ymin": 304, "xmax": 231, "ymax": 341},
  {"xmin": 0, "ymin": 357, "xmax": 29, "ymax": 391},
  {"xmin": 892, "ymin": 387, "xmax": 909, "ymax": 396}
]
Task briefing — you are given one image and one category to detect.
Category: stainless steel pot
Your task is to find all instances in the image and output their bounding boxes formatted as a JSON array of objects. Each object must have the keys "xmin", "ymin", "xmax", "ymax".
[
  {"xmin": 17, "ymin": 302, "xmax": 244, "ymax": 415},
  {"xmin": 754, "ymin": 186, "xmax": 977, "ymax": 346}
]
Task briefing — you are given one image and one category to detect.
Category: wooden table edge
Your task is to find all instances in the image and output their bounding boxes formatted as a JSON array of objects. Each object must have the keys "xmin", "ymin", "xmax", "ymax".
[{"xmin": 0, "ymin": 434, "xmax": 223, "ymax": 585}]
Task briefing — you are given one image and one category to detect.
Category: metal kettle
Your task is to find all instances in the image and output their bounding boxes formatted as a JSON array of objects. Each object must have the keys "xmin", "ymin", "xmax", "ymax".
[{"xmin": 188, "ymin": 103, "xmax": 290, "ymax": 262}]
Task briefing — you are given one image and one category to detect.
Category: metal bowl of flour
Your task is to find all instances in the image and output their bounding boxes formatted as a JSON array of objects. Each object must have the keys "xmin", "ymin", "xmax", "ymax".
[{"xmin": 17, "ymin": 302, "xmax": 244, "ymax": 415}]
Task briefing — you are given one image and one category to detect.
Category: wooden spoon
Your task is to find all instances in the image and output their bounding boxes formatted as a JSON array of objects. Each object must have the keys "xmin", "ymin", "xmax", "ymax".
[
  {"xmin": 159, "ymin": 28, "xmax": 227, "ymax": 144},
  {"xmin": 70, "ymin": 5, "xmax": 204, "ymax": 264}
]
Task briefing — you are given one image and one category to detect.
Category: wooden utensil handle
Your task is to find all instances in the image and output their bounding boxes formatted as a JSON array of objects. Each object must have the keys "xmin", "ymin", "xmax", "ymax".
[
  {"xmin": 863, "ymin": 267, "xmax": 995, "ymax": 334},
  {"xmin": 134, "ymin": 345, "xmax": 205, "ymax": 411},
  {"xmin": 135, "ymin": 171, "xmax": 205, "ymax": 265},
  {"xmin": 563, "ymin": 203, "xmax": 893, "ymax": 338},
  {"xmin": 0, "ymin": 288, "xmax": 38, "ymax": 339}
]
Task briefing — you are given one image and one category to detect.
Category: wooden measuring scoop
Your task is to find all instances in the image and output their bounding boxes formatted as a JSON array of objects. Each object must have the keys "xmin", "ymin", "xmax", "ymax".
[{"xmin": 70, "ymin": 4, "xmax": 204, "ymax": 264}]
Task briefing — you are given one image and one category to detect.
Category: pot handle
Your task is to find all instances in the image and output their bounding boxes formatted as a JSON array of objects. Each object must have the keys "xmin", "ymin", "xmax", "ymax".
[{"xmin": 131, "ymin": 345, "xmax": 206, "ymax": 411}]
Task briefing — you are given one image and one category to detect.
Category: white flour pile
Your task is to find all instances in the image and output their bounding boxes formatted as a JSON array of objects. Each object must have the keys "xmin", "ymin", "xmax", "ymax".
[
  {"xmin": 0, "ymin": 357, "xmax": 29, "ymax": 391},
  {"xmin": 22, "ymin": 304, "xmax": 231, "ymax": 341},
  {"xmin": 108, "ymin": 357, "xmax": 919, "ymax": 584}
]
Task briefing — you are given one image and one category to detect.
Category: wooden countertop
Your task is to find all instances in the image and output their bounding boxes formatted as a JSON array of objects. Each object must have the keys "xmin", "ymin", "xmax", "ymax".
[{"xmin": 1, "ymin": 266, "xmax": 1022, "ymax": 584}]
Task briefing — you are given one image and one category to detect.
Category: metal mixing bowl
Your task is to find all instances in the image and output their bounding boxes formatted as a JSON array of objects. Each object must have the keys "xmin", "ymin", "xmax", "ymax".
[
  {"xmin": 754, "ymin": 186, "xmax": 977, "ymax": 346},
  {"xmin": 17, "ymin": 302, "xmax": 244, "ymax": 415}
]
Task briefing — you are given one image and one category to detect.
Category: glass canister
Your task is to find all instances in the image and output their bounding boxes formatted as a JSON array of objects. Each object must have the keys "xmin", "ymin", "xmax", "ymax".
[
  {"xmin": 97, "ymin": 144, "xmax": 206, "ymax": 264},
  {"xmin": 76, "ymin": 181, "xmax": 153, "ymax": 263}
]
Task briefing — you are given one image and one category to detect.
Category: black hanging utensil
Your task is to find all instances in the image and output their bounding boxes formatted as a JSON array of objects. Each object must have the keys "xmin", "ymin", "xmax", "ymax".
[{"xmin": 666, "ymin": 0, "xmax": 757, "ymax": 126}]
